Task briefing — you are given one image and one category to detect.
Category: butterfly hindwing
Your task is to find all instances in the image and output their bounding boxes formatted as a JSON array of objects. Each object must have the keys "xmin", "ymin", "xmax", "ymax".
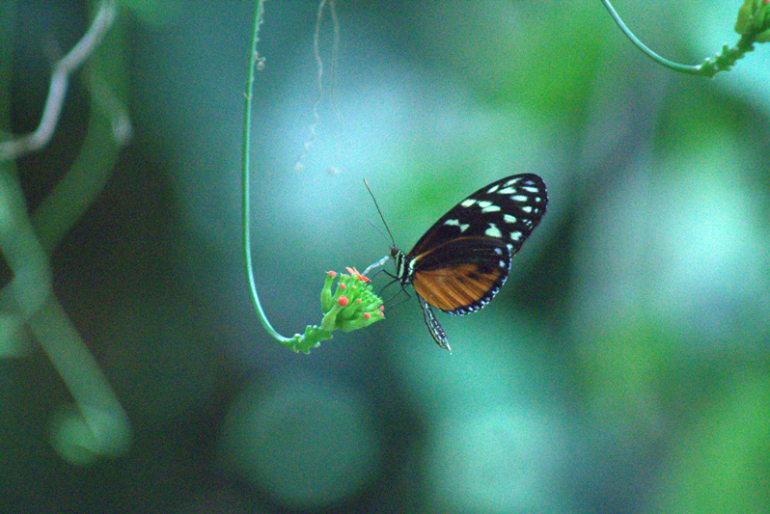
[{"xmin": 411, "ymin": 237, "xmax": 511, "ymax": 313}]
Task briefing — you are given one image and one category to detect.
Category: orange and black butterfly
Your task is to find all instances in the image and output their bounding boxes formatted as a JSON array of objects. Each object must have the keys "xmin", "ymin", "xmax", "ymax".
[{"xmin": 385, "ymin": 174, "xmax": 547, "ymax": 350}]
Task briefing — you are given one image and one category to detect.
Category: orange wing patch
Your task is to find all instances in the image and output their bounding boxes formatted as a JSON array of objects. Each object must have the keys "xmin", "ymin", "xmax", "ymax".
[{"xmin": 412, "ymin": 264, "xmax": 503, "ymax": 313}]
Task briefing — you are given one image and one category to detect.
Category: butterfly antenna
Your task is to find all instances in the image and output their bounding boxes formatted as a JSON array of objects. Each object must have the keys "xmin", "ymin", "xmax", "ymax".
[
  {"xmin": 363, "ymin": 178, "xmax": 396, "ymax": 246},
  {"xmin": 367, "ymin": 219, "xmax": 392, "ymax": 246}
]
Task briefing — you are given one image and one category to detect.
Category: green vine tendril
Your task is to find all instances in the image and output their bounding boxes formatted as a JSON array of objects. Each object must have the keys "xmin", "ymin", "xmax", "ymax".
[
  {"xmin": 240, "ymin": 1, "xmax": 385, "ymax": 354},
  {"xmin": 601, "ymin": 0, "xmax": 770, "ymax": 78}
]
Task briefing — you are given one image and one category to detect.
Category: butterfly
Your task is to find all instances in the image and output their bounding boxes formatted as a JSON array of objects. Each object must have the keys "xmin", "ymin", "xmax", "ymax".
[{"xmin": 387, "ymin": 174, "xmax": 548, "ymax": 350}]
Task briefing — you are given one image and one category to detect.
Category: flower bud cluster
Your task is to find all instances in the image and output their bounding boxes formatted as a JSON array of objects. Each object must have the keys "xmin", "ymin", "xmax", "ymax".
[
  {"xmin": 286, "ymin": 268, "xmax": 385, "ymax": 354},
  {"xmin": 736, "ymin": 0, "xmax": 770, "ymax": 43},
  {"xmin": 320, "ymin": 268, "xmax": 385, "ymax": 333}
]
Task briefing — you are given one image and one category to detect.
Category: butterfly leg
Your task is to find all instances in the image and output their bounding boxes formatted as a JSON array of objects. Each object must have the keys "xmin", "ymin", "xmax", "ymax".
[{"xmin": 418, "ymin": 296, "xmax": 450, "ymax": 351}]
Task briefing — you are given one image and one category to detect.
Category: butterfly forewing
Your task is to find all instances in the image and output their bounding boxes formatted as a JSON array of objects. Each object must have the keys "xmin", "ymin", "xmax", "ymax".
[{"xmin": 407, "ymin": 174, "xmax": 547, "ymax": 260}]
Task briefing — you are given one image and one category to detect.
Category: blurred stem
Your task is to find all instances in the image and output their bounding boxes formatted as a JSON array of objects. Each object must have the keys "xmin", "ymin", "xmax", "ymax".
[
  {"xmin": 0, "ymin": 0, "xmax": 132, "ymax": 462},
  {"xmin": 32, "ymin": 298, "xmax": 132, "ymax": 461},
  {"xmin": 241, "ymin": 0, "xmax": 293, "ymax": 345},
  {"xmin": 39, "ymin": 0, "xmax": 133, "ymax": 461},
  {"xmin": 31, "ymin": 76, "xmax": 127, "ymax": 252}
]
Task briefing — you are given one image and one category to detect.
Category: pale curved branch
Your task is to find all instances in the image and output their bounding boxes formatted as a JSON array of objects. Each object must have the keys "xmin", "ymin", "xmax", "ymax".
[{"xmin": 0, "ymin": 0, "xmax": 118, "ymax": 161}]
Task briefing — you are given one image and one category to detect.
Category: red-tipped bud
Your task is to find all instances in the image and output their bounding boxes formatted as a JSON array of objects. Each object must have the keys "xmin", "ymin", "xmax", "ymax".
[
  {"xmin": 345, "ymin": 266, "xmax": 371, "ymax": 283},
  {"xmin": 338, "ymin": 295, "xmax": 349, "ymax": 307}
]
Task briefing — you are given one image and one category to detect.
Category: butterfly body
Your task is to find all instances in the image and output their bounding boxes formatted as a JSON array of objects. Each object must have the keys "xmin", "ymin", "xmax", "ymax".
[{"xmin": 392, "ymin": 174, "xmax": 547, "ymax": 350}]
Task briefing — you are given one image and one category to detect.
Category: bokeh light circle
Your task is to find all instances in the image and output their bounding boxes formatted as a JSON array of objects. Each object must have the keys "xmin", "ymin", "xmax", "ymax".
[{"xmin": 219, "ymin": 378, "xmax": 382, "ymax": 509}]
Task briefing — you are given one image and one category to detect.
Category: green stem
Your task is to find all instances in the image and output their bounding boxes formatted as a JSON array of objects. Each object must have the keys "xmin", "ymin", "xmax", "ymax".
[
  {"xmin": 601, "ymin": 0, "xmax": 761, "ymax": 78},
  {"xmin": 241, "ymin": 0, "xmax": 292, "ymax": 344},
  {"xmin": 600, "ymin": 0, "xmax": 702, "ymax": 75}
]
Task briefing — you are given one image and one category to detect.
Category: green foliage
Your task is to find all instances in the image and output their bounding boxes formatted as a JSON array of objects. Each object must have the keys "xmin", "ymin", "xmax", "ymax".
[{"xmin": 647, "ymin": 372, "xmax": 770, "ymax": 513}]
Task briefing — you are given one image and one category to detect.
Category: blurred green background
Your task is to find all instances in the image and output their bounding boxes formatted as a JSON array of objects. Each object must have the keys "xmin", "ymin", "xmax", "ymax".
[{"xmin": 2, "ymin": 0, "xmax": 770, "ymax": 512}]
